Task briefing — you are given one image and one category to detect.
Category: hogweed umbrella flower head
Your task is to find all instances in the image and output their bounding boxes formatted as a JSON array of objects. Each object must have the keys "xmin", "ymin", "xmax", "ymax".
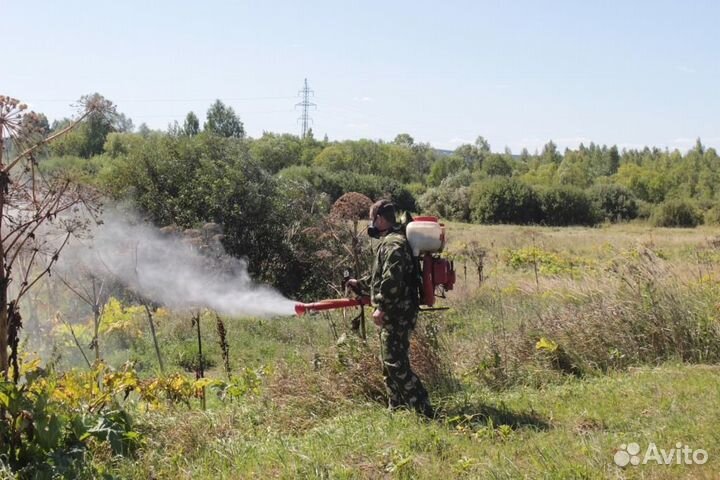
[
  {"xmin": 75, "ymin": 92, "xmax": 118, "ymax": 120},
  {"xmin": 331, "ymin": 192, "xmax": 373, "ymax": 222},
  {"xmin": 0, "ymin": 96, "xmax": 51, "ymax": 154},
  {"xmin": 0, "ymin": 96, "xmax": 28, "ymax": 141}
]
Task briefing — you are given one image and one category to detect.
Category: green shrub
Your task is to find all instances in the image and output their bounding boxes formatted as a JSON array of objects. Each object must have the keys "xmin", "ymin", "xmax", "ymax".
[
  {"xmin": 470, "ymin": 178, "xmax": 542, "ymax": 224},
  {"xmin": 539, "ymin": 186, "xmax": 598, "ymax": 226},
  {"xmin": 418, "ymin": 185, "xmax": 471, "ymax": 222},
  {"xmin": 502, "ymin": 246, "xmax": 586, "ymax": 275},
  {"xmin": 376, "ymin": 179, "xmax": 417, "ymax": 212},
  {"xmin": 704, "ymin": 205, "xmax": 720, "ymax": 225},
  {"xmin": 176, "ymin": 351, "xmax": 217, "ymax": 373},
  {"xmin": 277, "ymin": 166, "xmax": 417, "ymax": 212},
  {"xmin": 636, "ymin": 200, "xmax": 654, "ymax": 220},
  {"xmin": 249, "ymin": 132, "xmax": 303, "ymax": 173},
  {"xmin": 482, "ymin": 155, "xmax": 513, "ymax": 177},
  {"xmin": 589, "ymin": 184, "xmax": 639, "ymax": 222},
  {"xmin": 0, "ymin": 365, "xmax": 140, "ymax": 478},
  {"xmin": 405, "ymin": 181, "xmax": 426, "ymax": 199},
  {"xmin": 650, "ymin": 199, "xmax": 703, "ymax": 227}
]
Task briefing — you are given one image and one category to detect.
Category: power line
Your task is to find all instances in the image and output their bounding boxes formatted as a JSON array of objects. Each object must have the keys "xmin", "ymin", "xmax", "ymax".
[
  {"xmin": 295, "ymin": 78, "xmax": 316, "ymax": 138},
  {"xmin": 24, "ymin": 96, "xmax": 297, "ymax": 103}
]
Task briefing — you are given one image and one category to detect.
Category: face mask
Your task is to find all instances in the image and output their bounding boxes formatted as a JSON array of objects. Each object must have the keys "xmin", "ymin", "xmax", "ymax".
[
  {"xmin": 367, "ymin": 223, "xmax": 381, "ymax": 239},
  {"xmin": 367, "ymin": 216, "xmax": 391, "ymax": 239}
]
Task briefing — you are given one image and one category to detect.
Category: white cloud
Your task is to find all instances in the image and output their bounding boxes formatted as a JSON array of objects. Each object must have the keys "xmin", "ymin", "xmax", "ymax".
[
  {"xmin": 352, "ymin": 96, "xmax": 374, "ymax": 102},
  {"xmin": 675, "ymin": 65, "xmax": 696, "ymax": 73}
]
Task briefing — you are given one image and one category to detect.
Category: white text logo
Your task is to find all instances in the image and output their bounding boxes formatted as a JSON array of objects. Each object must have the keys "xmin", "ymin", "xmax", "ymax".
[{"xmin": 614, "ymin": 442, "xmax": 708, "ymax": 467}]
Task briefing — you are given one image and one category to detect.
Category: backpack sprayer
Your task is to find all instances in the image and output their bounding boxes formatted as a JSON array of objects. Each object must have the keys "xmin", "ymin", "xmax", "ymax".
[{"xmin": 294, "ymin": 216, "xmax": 456, "ymax": 316}]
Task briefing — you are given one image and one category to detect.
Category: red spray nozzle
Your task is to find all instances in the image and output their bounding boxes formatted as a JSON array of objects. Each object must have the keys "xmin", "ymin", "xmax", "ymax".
[{"xmin": 294, "ymin": 297, "xmax": 370, "ymax": 316}]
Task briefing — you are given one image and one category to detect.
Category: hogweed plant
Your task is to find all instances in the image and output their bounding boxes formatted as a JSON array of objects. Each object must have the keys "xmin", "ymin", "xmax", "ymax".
[{"xmin": 0, "ymin": 95, "xmax": 108, "ymax": 382}]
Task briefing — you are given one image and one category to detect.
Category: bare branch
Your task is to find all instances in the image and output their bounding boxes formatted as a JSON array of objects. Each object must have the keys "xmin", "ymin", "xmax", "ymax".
[
  {"xmin": 18, "ymin": 247, "xmax": 40, "ymax": 294},
  {"xmin": 57, "ymin": 312, "xmax": 92, "ymax": 369},
  {"xmin": 5, "ymin": 189, "xmax": 69, "ymax": 269},
  {"xmin": 0, "ymin": 95, "xmax": 103, "ymax": 380},
  {"xmin": 3, "ymin": 110, "xmax": 91, "ymax": 173},
  {"xmin": 58, "ymin": 275, "xmax": 95, "ymax": 307},
  {"xmin": 16, "ymin": 231, "xmax": 72, "ymax": 302},
  {"xmin": 3, "ymin": 179, "xmax": 71, "ymax": 248}
]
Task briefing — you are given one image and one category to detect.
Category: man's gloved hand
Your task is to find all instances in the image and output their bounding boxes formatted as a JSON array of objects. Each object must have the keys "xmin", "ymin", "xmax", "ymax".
[{"xmin": 372, "ymin": 309, "xmax": 385, "ymax": 326}]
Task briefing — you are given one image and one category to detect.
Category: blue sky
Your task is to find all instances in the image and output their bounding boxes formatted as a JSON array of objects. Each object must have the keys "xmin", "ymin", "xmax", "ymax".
[{"xmin": 5, "ymin": 1, "xmax": 719, "ymax": 152}]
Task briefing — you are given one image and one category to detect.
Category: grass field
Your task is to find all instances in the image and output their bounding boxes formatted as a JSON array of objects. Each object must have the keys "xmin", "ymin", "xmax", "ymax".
[
  {"xmin": 25, "ymin": 223, "xmax": 720, "ymax": 479},
  {"xmin": 110, "ymin": 364, "xmax": 720, "ymax": 479}
]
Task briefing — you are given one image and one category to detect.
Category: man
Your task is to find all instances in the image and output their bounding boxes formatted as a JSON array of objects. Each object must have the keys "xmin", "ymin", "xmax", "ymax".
[{"xmin": 348, "ymin": 200, "xmax": 434, "ymax": 418}]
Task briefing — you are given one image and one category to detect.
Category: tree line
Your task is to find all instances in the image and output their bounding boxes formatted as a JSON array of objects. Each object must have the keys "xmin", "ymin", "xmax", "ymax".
[{"xmin": 25, "ymin": 93, "xmax": 720, "ymax": 295}]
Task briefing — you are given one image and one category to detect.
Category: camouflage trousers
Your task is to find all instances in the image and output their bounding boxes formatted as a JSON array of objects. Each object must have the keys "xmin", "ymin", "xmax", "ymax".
[{"xmin": 379, "ymin": 318, "xmax": 433, "ymax": 418}]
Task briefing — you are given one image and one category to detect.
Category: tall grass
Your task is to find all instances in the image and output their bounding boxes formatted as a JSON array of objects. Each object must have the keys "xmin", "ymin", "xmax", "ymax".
[
  {"xmin": 458, "ymin": 246, "xmax": 720, "ymax": 389},
  {"xmin": 263, "ymin": 320, "xmax": 452, "ymax": 432},
  {"xmin": 55, "ymin": 223, "xmax": 720, "ymax": 478}
]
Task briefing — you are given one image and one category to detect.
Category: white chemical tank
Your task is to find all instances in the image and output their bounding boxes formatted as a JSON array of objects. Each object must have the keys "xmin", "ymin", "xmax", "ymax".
[{"xmin": 406, "ymin": 216, "xmax": 445, "ymax": 256}]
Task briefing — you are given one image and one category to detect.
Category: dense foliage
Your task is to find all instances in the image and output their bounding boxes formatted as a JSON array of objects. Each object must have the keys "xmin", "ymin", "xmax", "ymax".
[
  {"xmin": 539, "ymin": 186, "xmax": 598, "ymax": 226},
  {"xmin": 470, "ymin": 178, "xmax": 542, "ymax": 225},
  {"xmin": 37, "ymin": 95, "xmax": 720, "ymax": 295},
  {"xmin": 589, "ymin": 184, "xmax": 639, "ymax": 222},
  {"xmin": 650, "ymin": 199, "xmax": 703, "ymax": 228}
]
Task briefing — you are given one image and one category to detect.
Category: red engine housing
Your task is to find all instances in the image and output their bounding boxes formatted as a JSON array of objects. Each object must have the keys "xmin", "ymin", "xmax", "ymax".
[{"xmin": 421, "ymin": 254, "xmax": 456, "ymax": 307}]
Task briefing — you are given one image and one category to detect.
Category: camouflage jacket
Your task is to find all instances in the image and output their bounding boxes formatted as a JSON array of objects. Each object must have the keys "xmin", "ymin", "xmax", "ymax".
[{"xmin": 360, "ymin": 230, "xmax": 418, "ymax": 317}]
